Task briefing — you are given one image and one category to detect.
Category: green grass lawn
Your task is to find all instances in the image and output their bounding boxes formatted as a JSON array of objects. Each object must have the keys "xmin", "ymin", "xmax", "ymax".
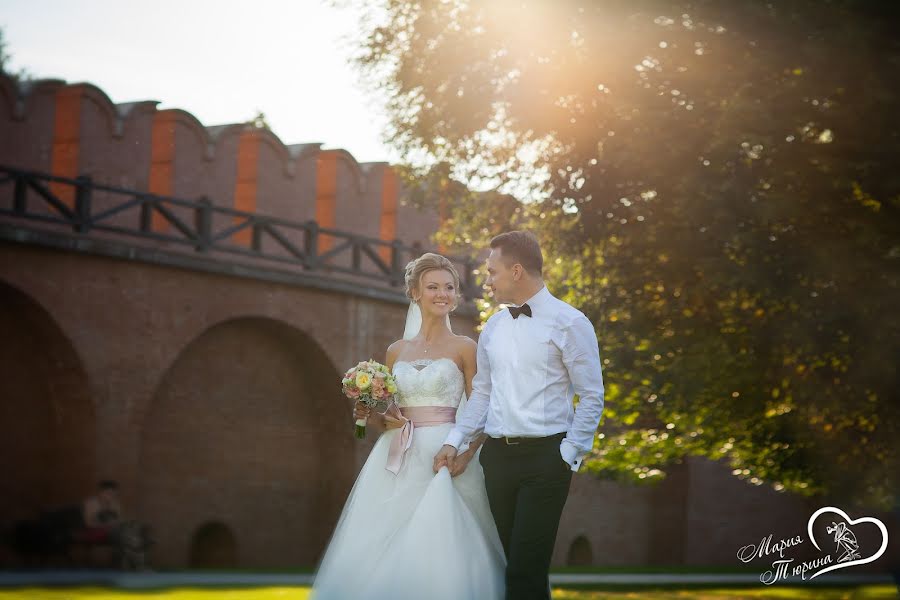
[{"xmin": 0, "ymin": 586, "xmax": 896, "ymax": 600}]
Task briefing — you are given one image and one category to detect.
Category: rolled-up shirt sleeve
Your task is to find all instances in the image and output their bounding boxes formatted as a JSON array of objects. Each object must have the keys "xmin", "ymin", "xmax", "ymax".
[
  {"xmin": 559, "ymin": 313, "xmax": 604, "ymax": 471},
  {"xmin": 445, "ymin": 318, "xmax": 495, "ymax": 450}
]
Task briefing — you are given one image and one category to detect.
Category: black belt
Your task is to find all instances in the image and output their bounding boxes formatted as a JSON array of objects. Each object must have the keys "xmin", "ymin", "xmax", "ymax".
[{"xmin": 490, "ymin": 432, "xmax": 566, "ymax": 445}]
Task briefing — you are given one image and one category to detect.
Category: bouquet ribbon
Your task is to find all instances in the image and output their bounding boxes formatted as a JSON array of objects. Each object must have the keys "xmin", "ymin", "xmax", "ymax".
[{"xmin": 385, "ymin": 404, "xmax": 457, "ymax": 475}]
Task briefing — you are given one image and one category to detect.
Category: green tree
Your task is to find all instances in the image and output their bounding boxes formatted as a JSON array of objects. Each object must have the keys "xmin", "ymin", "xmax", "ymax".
[
  {"xmin": 0, "ymin": 28, "xmax": 10, "ymax": 73},
  {"xmin": 0, "ymin": 27, "xmax": 29, "ymax": 82},
  {"xmin": 351, "ymin": 0, "xmax": 900, "ymax": 507}
]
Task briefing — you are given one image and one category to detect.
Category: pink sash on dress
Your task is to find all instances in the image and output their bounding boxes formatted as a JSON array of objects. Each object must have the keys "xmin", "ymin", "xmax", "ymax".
[{"xmin": 385, "ymin": 403, "xmax": 457, "ymax": 475}]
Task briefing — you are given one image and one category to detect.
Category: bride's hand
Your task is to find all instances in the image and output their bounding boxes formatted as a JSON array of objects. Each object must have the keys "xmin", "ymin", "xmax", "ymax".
[
  {"xmin": 353, "ymin": 401, "xmax": 370, "ymax": 421},
  {"xmin": 382, "ymin": 412, "xmax": 405, "ymax": 430},
  {"xmin": 449, "ymin": 447, "xmax": 476, "ymax": 477}
]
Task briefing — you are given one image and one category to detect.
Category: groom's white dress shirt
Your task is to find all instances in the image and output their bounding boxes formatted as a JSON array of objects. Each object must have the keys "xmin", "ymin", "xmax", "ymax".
[{"xmin": 445, "ymin": 286, "xmax": 604, "ymax": 471}]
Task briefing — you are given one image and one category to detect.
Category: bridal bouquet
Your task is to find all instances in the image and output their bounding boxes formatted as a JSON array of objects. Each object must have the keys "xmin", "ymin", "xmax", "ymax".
[{"xmin": 342, "ymin": 359, "xmax": 398, "ymax": 439}]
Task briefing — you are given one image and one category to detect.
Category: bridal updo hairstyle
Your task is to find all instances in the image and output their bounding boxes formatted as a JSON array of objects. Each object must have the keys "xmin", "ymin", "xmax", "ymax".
[{"xmin": 404, "ymin": 253, "xmax": 462, "ymax": 309}]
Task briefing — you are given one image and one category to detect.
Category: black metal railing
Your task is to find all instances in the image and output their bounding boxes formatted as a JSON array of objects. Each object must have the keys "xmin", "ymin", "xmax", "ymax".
[{"xmin": 0, "ymin": 165, "xmax": 481, "ymax": 299}]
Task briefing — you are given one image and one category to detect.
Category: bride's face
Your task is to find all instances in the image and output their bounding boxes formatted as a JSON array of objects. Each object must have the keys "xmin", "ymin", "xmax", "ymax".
[{"xmin": 416, "ymin": 269, "xmax": 457, "ymax": 317}]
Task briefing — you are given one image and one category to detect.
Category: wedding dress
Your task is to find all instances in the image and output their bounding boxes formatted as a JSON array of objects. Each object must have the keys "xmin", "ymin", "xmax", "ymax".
[{"xmin": 311, "ymin": 357, "xmax": 506, "ymax": 600}]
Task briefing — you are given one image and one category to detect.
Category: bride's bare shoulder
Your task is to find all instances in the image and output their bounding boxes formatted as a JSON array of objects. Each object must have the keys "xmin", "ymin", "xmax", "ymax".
[
  {"xmin": 386, "ymin": 339, "xmax": 407, "ymax": 364},
  {"xmin": 388, "ymin": 338, "xmax": 408, "ymax": 349},
  {"xmin": 451, "ymin": 334, "xmax": 477, "ymax": 352},
  {"xmin": 450, "ymin": 335, "xmax": 476, "ymax": 372},
  {"xmin": 452, "ymin": 332, "xmax": 476, "ymax": 344}
]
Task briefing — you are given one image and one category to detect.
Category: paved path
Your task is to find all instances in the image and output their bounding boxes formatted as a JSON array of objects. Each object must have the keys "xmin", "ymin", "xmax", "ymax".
[{"xmin": 0, "ymin": 570, "xmax": 894, "ymax": 589}]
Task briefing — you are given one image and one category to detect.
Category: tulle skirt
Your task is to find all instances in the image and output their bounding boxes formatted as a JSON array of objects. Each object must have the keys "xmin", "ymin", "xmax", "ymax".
[{"xmin": 311, "ymin": 423, "xmax": 506, "ymax": 600}]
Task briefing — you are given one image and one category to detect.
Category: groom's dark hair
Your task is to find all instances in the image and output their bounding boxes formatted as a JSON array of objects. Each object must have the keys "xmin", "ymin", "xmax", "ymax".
[{"xmin": 490, "ymin": 231, "xmax": 543, "ymax": 276}]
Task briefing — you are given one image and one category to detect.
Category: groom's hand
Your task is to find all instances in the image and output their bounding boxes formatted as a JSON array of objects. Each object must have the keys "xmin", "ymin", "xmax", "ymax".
[
  {"xmin": 433, "ymin": 445, "xmax": 458, "ymax": 473},
  {"xmin": 448, "ymin": 447, "xmax": 476, "ymax": 478}
]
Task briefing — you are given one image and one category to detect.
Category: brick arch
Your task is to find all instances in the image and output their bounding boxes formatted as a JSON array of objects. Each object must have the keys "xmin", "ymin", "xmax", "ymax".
[
  {"xmin": 15, "ymin": 78, "xmax": 66, "ymax": 120},
  {"xmin": 331, "ymin": 149, "xmax": 367, "ymax": 195},
  {"xmin": 0, "ymin": 279, "xmax": 95, "ymax": 521},
  {"xmin": 118, "ymin": 100, "xmax": 159, "ymax": 121},
  {"xmin": 566, "ymin": 534, "xmax": 593, "ymax": 566},
  {"xmin": 137, "ymin": 316, "xmax": 355, "ymax": 568},
  {"xmin": 74, "ymin": 83, "xmax": 121, "ymax": 139},
  {"xmin": 255, "ymin": 127, "xmax": 294, "ymax": 177},
  {"xmin": 159, "ymin": 108, "xmax": 212, "ymax": 159},
  {"xmin": 189, "ymin": 520, "xmax": 238, "ymax": 568},
  {"xmin": 206, "ymin": 122, "xmax": 244, "ymax": 147}
]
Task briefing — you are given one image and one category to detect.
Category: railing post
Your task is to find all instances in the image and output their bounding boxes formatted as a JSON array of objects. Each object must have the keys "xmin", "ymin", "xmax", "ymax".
[
  {"xmin": 390, "ymin": 239, "xmax": 404, "ymax": 287},
  {"xmin": 14, "ymin": 173, "xmax": 26, "ymax": 214},
  {"xmin": 304, "ymin": 220, "xmax": 319, "ymax": 270},
  {"xmin": 251, "ymin": 220, "xmax": 262, "ymax": 253},
  {"xmin": 195, "ymin": 196, "xmax": 212, "ymax": 252},
  {"xmin": 140, "ymin": 197, "xmax": 152, "ymax": 232},
  {"xmin": 74, "ymin": 175, "xmax": 92, "ymax": 233},
  {"xmin": 351, "ymin": 236, "xmax": 361, "ymax": 271}
]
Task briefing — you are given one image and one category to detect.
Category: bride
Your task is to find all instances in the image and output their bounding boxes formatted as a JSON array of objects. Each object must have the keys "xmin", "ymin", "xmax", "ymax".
[{"xmin": 311, "ymin": 253, "xmax": 506, "ymax": 600}]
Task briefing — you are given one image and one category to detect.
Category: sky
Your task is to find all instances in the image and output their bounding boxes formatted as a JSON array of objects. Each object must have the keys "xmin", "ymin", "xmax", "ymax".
[{"xmin": 0, "ymin": 0, "xmax": 395, "ymax": 163}]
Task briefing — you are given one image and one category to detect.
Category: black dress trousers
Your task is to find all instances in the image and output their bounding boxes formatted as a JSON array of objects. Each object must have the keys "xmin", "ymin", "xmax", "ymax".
[{"xmin": 479, "ymin": 432, "xmax": 573, "ymax": 600}]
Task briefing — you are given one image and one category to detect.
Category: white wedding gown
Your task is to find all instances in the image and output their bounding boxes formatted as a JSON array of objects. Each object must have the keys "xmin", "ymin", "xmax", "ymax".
[{"xmin": 311, "ymin": 357, "xmax": 506, "ymax": 600}]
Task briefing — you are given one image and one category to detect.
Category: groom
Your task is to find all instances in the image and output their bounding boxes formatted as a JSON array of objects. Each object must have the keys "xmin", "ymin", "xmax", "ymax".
[{"xmin": 434, "ymin": 230, "xmax": 605, "ymax": 600}]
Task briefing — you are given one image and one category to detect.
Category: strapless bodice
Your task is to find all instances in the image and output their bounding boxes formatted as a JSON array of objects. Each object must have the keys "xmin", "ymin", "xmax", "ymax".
[{"xmin": 393, "ymin": 358, "xmax": 465, "ymax": 408}]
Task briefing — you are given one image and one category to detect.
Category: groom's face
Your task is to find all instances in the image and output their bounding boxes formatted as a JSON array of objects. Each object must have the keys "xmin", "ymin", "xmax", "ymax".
[{"xmin": 485, "ymin": 248, "xmax": 517, "ymax": 303}]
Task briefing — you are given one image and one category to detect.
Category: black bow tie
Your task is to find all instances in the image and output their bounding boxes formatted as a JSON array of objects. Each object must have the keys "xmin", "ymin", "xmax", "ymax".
[{"xmin": 509, "ymin": 303, "xmax": 532, "ymax": 319}]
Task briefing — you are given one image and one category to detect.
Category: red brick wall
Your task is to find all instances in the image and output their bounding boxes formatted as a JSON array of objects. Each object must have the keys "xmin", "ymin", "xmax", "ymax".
[
  {"xmin": 0, "ymin": 241, "xmax": 479, "ymax": 567},
  {"xmin": 0, "ymin": 72, "xmax": 441, "ymax": 254},
  {"xmin": 0, "ymin": 80, "xmax": 57, "ymax": 179},
  {"xmin": 140, "ymin": 318, "xmax": 338, "ymax": 567}
]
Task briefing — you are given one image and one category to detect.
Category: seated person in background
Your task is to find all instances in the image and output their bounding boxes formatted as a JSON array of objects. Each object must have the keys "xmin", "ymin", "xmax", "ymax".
[
  {"xmin": 81, "ymin": 480, "xmax": 122, "ymax": 544},
  {"xmin": 80, "ymin": 480, "xmax": 153, "ymax": 570}
]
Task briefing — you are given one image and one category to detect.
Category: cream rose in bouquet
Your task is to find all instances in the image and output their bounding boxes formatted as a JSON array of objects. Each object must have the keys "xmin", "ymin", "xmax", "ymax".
[{"xmin": 342, "ymin": 359, "xmax": 398, "ymax": 438}]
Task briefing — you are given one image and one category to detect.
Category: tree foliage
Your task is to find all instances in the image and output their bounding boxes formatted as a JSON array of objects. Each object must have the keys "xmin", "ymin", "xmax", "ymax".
[
  {"xmin": 351, "ymin": 0, "xmax": 900, "ymax": 507},
  {"xmin": 0, "ymin": 28, "xmax": 10, "ymax": 74},
  {"xmin": 0, "ymin": 27, "xmax": 28, "ymax": 82}
]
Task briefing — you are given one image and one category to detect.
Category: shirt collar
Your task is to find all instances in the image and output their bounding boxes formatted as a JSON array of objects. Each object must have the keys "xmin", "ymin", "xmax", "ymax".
[{"xmin": 518, "ymin": 285, "xmax": 551, "ymax": 309}]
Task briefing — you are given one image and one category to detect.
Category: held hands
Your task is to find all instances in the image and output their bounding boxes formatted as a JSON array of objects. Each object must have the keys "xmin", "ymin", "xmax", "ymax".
[
  {"xmin": 381, "ymin": 411, "xmax": 405, "ymax": 430},
  {"xmin": 448, "ymin": 446, "xmax": 476, "ymax": 477},
  {"xmin": 433, "ymin": 444, "xmax": 458, "ymax": 474}
]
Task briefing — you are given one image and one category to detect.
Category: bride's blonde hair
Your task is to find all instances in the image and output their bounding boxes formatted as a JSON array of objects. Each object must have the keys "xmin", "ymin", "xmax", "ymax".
[{"xmin": 404, "ymin": 253, "xmax": 462, "ymax": 309}]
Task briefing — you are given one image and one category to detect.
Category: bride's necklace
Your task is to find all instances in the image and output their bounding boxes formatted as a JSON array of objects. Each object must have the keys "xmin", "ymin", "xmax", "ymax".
[
  {"xmin": 418, "ymin": 318, "xmax": 448, "ymax": 355},
  {"xmin": 421, "ymin": 335, "xmax": 441, "ymax": 354}
]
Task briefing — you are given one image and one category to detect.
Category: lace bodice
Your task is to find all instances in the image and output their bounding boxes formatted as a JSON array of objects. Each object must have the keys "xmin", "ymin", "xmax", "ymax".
[{"xmin": 393, "ymin": 358, "xmax": 465, "ymax": 408}]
